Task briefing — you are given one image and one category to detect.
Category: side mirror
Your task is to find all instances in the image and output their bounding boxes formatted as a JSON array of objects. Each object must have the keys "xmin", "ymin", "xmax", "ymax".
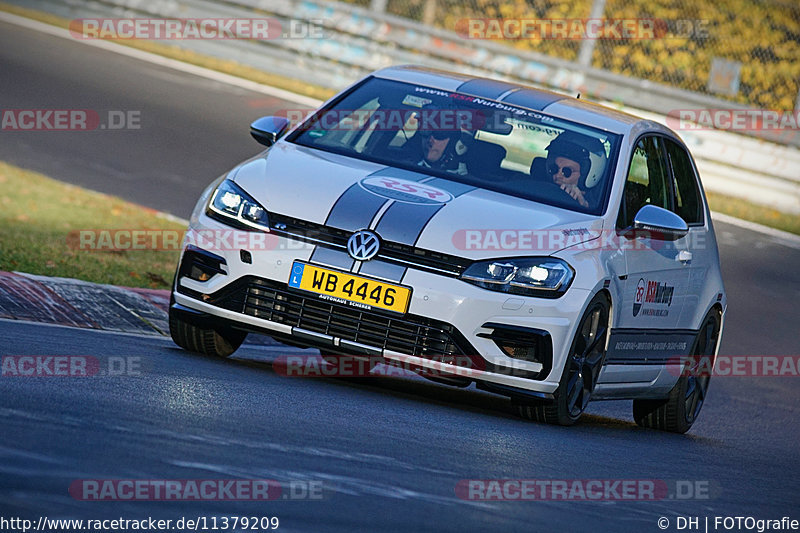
[
  {"xmin": 250, "ymin": 116, "xmax": 290, "ymax": 147},
  {"xmin": 632, "ymin": 204, "xmax": 689, "ymax": 240}
]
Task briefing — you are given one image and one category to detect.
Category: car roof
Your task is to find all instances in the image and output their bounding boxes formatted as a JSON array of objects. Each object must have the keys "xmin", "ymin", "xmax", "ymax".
[{"xmin": 372, "ymin": 65, "xmax": 675, "ymax": 139}]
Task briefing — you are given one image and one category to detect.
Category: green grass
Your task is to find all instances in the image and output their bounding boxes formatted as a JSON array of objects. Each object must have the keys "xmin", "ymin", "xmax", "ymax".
[
  {"xmin": 0, "ymin": 162, "xmax": 185, "ymax": 288},
  {"xmin": 1, "ymin": 161, "xmax": 797, "ymax": 294}
]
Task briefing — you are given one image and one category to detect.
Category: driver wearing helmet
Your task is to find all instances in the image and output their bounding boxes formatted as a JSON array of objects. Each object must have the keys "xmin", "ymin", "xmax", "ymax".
[
  {"xmin": 545, "ymin": 133, "xmax": 607, "ymax": 208},
  {"xmin": 416, "ymin": 129, "xmax": 468, "ymax": 175}
]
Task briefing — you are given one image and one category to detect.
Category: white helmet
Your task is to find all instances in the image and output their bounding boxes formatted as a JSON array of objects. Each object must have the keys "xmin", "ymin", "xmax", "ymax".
[{"xmin": 583, "ymin": 138, "xmax": 608, "ymax": 189}]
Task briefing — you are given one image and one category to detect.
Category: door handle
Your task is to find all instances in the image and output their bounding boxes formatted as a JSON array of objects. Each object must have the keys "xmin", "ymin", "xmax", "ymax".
[{"xmin": 676, "ymin": 250, "xmax": 692, "ymax": 264}]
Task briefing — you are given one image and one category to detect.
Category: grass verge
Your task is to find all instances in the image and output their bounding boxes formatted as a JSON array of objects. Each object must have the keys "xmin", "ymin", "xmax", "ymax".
[
  {"xmin": 0, "ymin": 161, "xmax": 185, "ymax": 289},
  {"xmin": 706, "ymin": 192, "xmax": 800, "ymax": 236},
  {"xmin": 1, "ymin": 161, "xmax": 797, "ymax": 294}
]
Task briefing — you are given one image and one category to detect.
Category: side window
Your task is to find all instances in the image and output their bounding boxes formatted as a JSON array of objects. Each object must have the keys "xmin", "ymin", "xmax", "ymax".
[
  {"xmin": 665, "ymin": 139, "xmax": 703, "ymax": 224},
  {"xmin": 617, "ymin": 136, "xmax": 670, "ymax": 228}
]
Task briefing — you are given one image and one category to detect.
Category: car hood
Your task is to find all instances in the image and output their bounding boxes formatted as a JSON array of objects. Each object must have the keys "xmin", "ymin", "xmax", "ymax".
[{"xmin": 233, "ymin": 142, "xmax": 603, "ymax": 258}]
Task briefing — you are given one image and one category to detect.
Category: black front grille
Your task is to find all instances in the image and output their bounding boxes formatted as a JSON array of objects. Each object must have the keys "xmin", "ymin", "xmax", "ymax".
[
  {"xmin": 269, "ymin": 213, "xmax": 471, "ymax": 277},
  {"xmin": 210, "ymin": 277, "xmax": 473, "ymax": 358},
  {"xmin": 176, "ymin": 274, "xmax": 548, "ymax": 380}
]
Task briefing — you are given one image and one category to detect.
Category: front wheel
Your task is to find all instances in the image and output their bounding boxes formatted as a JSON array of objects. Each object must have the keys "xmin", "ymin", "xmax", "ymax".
[
  {"xmin": 514, "ymin": 292, "xmax": 610, "ymax": 425},
  {"xmin": 633, "ymin": 308, "xmax": 721, "ymax": 433},
  {"xmin": 169, "ymin": 307, "xmax": 246, "ymax": 358}
]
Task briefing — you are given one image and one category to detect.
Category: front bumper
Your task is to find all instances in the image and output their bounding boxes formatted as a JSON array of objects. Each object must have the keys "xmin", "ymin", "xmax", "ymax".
[{"xmin": 172, "ymin": 213, "xmax": 597, "ymax": 396}]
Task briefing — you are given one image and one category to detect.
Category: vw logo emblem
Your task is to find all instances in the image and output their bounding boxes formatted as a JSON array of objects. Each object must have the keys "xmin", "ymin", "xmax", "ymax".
[{"xmin": 347, "ymin": 230, "xmax": 380, "ymax": 261}]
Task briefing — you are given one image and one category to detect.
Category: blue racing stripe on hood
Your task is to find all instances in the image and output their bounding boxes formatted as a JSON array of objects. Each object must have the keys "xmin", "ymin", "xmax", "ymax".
[
  {"xmin": 373, "ymin": 177, "xmax": 476, "ymax": 246},
  {"xmin": 373, "ymin": 203, "xmax": 442, "ymax": 245},
  {"xmin": 323, "ymin": 167, "xmax": 431, "ymax": 231},
  {"xmin": 311, "ymin": 167, "xmax": 434, "ymax": 271},
  {"xmin": 324, "ymin": 182, "xmax": 387, "ymax": 231}
]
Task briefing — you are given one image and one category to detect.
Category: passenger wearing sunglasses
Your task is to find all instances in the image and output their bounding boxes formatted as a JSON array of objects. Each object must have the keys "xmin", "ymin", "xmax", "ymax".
[{"xmin": 545, "ymin": 135, "xmax": 593, "ymax": 208}]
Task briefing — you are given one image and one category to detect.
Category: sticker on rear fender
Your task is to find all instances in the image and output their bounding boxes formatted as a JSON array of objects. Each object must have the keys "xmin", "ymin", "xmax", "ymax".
[{"xmin": 288, "ymin": 262, "xmax": 411, "ymax": 314}]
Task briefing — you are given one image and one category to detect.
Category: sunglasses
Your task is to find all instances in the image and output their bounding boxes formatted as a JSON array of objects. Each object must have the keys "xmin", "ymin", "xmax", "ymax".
[
  {"xmin": 422, "ymin": 131, "xmax": 454, "ymax": 141},
  {"xmin": 548, "ymin": 163, "xmax": 577, "ymax": 178}
]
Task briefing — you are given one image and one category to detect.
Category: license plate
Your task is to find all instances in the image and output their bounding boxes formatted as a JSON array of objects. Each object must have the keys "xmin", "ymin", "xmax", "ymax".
[{"xmin": 287, "ymin": 262, "xmax": 411, "ymax": 314}]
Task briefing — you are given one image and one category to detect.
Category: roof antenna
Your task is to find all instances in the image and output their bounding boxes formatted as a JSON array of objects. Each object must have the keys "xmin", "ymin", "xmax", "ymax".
[{"xmin": 576, "ymin": 93, "xmax": 581, "ymax": 99}]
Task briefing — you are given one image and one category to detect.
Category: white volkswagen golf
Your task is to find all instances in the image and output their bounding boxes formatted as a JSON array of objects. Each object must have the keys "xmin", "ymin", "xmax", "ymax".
[{"xmin": 169, "ymin": 66, "xmax": 726, "ymax": 433}]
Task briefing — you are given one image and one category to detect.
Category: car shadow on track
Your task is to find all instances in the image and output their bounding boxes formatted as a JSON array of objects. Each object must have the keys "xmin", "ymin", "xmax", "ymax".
[{"xmin": 164, "ymin": 343, "xmax": 717, "ymax": 442}]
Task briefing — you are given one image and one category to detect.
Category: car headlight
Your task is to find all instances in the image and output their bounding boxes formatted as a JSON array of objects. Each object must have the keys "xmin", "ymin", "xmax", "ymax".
[
  {"xmin": 461, "ymin": 257, "xmax": 574, "ymax": 298},
  {"xmin": 206, "ymin": 179, "xmax": 270, "ymax": 230}
]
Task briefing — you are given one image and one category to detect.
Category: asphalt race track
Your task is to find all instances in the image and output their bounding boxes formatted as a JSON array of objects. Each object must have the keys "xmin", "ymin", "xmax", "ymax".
[{"xmin": 1, "ymin": 19, "xmax": 799, "ymax": 532}]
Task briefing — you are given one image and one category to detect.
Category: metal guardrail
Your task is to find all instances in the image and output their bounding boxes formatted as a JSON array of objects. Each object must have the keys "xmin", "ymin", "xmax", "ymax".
[
  {"xmin": 4, "ymin": 0, "xmax": 800, "ymax": 213},
  {"xmin": 17, "ymin": 0, "xmax": 800, "ymax": 146}
]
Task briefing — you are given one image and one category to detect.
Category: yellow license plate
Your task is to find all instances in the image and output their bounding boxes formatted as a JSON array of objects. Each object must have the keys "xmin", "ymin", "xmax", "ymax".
[{"xmin": 287, "ymin": 262, "xmax": 411, "ymax": 314}]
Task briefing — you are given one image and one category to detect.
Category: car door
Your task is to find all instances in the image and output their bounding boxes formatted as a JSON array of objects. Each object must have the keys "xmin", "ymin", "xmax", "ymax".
[
  {"xmin": 607, "ymin": 135, "xmax": 694, "ymax": 367},
  {"xmin": 663, "ymin": 137, "xmax": 709, "ymax": 330}
]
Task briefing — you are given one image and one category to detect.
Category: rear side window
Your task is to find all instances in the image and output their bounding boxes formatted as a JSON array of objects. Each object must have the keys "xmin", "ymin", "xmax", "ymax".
[
  {"xmin": 665, "ymin": 139, "xmax": 703, "ymax": 224},
  {"xmin": 617, "ymin": 136, "xmax": 671, "ymax": 228}
]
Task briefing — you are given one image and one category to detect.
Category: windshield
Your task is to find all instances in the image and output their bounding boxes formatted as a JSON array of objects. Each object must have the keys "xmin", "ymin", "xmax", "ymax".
[{"xmin": 288, "ymin": 77, "xmax": 620, "ymax": 214}]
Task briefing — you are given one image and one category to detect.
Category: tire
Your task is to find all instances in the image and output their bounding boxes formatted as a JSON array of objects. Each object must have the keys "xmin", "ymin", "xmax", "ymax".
[
  {"xmin": 514, "ymin": 292, "xmax": 610, "ymax": 426},
  {"xmin": 169, "ymin": 307, "xmax": 246, "ymax": 358},
  {"xmin": 633, "ymin": 308, "xmax": 721, "ymax": 433}
]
